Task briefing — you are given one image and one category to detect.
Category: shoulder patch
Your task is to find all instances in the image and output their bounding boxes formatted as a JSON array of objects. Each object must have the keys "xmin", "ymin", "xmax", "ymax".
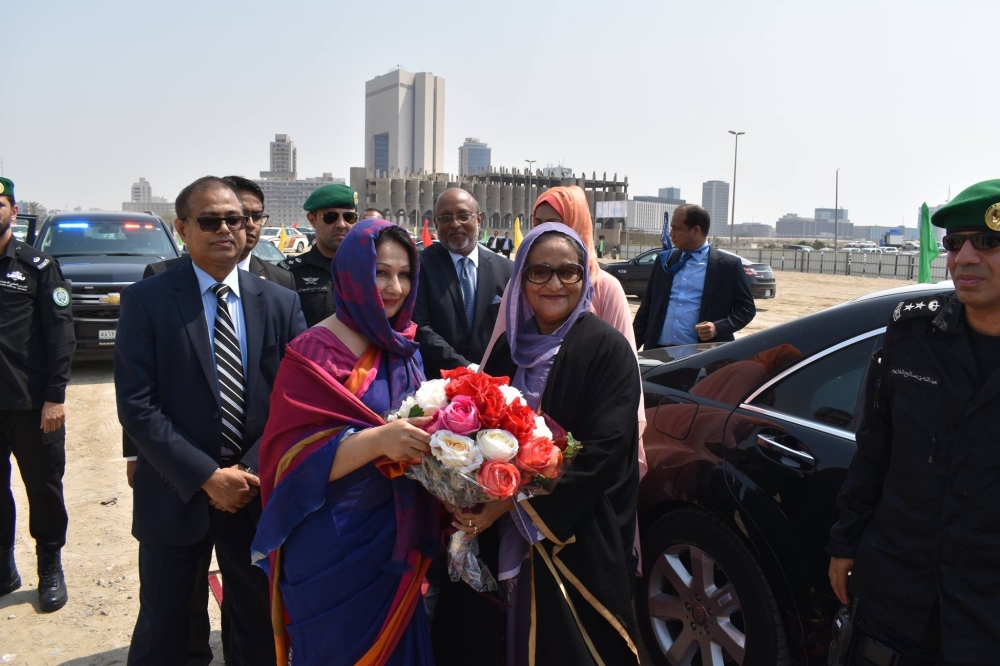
[
  {"xmin": 892, "ymin": 296, "xmax": 943, "ymax": 323},
  {"xmin": 52, "ymin": 287, "xmax": 71, "ymax": 307}
]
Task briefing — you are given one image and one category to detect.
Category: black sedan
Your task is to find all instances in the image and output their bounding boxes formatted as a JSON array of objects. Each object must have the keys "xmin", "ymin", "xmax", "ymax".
[
  {"xmin": 635, "ymin": 281, "xmax": 953, "ymax": 665},
  {"xmin": 603, "ymin": 249, "xmax": 776, "ymax": 299}
]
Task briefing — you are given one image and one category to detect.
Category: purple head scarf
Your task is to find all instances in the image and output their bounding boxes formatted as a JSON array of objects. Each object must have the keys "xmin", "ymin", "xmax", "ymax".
[
  {"xmin": 331, "ymin": 218, "xmax": 424, "ymax": 410},
  {"xmin": 506, "ymin": 223, "xmax": 595, "ymax": 410}
]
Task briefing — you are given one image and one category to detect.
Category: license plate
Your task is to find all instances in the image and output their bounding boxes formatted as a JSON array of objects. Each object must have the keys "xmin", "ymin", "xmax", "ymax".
[{"xmin": 99, "ymin": 329, "xmax": 116, "ymax": 341}]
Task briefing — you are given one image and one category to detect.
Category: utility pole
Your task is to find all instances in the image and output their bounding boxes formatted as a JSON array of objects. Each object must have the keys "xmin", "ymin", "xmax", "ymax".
[
  {"xmin": 524, "ymin": 159, "xmax": 536, "ymax": 228},
  {"xmin": 834, "ymin": 168, "xmax": 840, "ymax": 250},
  {"xmin": 728, "ymin": 131, "xmax": 745, "ymax": 249}
]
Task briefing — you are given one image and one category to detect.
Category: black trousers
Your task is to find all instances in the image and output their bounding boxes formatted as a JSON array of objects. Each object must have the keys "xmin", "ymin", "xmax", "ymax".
[
  {"xmin": 852, "ymin": 605, "xmax": 988, "ymax": 666},
  {"xmin": 0, "ymin": 410, "xmax": 68, "ymax": 551},
  {"xmin": 128, "ymin": 496, "xmax": 275, "ymax": 666}
]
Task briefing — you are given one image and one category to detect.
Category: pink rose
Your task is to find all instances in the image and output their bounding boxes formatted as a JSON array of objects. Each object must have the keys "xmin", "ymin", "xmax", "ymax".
[
  {"xmin": 477, "ymin": 461, "xmax": 521, "ymax": 500},
  {"xmin": 426, "ymin": 395, "xmax": 481, "ymax": 435}
]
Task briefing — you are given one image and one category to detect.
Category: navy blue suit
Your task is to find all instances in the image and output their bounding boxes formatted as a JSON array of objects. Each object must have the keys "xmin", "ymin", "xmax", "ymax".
[{"xmin": 115, "ymin": 261, "xmax": 306, "ymax": 665}]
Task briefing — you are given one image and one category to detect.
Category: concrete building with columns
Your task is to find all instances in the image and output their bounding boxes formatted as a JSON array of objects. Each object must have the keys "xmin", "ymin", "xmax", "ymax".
[{"xmin": 349, "ymin": 166, "xmax": 628, "ymax": 235}]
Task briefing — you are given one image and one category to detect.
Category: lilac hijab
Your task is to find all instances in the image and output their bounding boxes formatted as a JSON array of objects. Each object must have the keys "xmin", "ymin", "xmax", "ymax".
[
  {"xmin": 506, "ymin": 223, "xmax": 595, "ymax": 410},
  {"xmin": 331, "ymin": 218, "xmax": 424, "ymax": 411}
]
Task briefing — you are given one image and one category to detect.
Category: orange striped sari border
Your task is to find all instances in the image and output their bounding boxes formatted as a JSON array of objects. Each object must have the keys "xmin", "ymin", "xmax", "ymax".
[{"xmin": 355, "ymin": 553, "xmax": 430, "ymax": 666}]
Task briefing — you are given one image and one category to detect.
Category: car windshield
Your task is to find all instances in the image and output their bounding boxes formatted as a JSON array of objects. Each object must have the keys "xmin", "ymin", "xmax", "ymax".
[
  {"xmin": 12, "ymin": 224, "xmax": 27, "ymax": 240},
  {"xmin": 251, "ymin": 241, "xmax": 285, "ymax": 263},
  {"xmin": 39, "ymin": 220, "xmax": 176, "ymax": 257},
  {"xmin": 260, "ymin": 228, "xmax": 279, "ymax": 237}
]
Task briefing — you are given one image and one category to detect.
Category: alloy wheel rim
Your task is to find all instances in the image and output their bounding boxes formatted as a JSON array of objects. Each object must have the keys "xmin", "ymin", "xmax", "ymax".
[{"xmin": 647, "ymin": 543, "xmax": 746, "ymax": 666}]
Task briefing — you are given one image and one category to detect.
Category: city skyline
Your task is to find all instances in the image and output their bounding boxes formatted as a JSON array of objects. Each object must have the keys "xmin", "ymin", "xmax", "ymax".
[{"xmin": 6, "ymin": 0, "xmax": 988, "ymax": 226}]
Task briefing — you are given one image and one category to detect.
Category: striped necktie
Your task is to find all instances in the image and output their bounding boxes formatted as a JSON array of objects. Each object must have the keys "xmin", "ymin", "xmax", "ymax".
[
  {"xmin": 458, "ymin": 257, "xmax": 475, "ymax": 332},
  {"xmin": 211, "ymin": 284, "xmax": 245, "ymax": 459}
]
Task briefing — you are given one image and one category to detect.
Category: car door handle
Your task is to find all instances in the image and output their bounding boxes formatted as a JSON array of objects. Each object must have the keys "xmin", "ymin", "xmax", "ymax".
[{"xmin": 757, "ymin": 434, "xmax": 815, "ymax": 462}]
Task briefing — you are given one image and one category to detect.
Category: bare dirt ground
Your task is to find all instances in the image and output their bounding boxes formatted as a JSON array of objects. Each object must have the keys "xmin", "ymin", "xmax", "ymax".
[{"xmin": 2, "ymin": 271, "xmax": 914, "ymax": 665}]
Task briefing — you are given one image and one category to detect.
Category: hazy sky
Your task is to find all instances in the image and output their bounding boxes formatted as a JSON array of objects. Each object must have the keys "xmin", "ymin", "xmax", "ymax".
[{"xmin": 5, "ymin": 0, "xmax": 997, "ymax": 227}]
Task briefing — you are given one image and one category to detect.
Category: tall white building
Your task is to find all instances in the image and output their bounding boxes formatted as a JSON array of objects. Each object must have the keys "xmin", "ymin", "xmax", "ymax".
[
  {"xmin": 627, "ymin": 199, "xmax": 681, "ymax": 232},
  {"xmin": 365, "ymin": 69, "xmax": 445, "ymax": 174},
  {"xmin": 261, "ymin": 134, "xmax": 297, "ymax": 179},
  {"xmin": 123, "ymin": 177, "xmax": 172, "ymax": 217},
  {"xmin": 701, "ymin": 181, "xmax": 730, "ymax": 230}
]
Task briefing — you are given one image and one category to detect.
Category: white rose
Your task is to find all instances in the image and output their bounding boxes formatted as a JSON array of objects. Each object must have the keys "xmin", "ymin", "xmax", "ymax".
[
  {"xmin": 430, "ymin": 430, "xmax": 483, "ymax": 473},
  {"xmin": 476, "ymin": 429, "xmax": 520, "ymax": 461},
  {"xmin": 532, "ymin": 415, "xmax": 553, "ymax": 440},
  {"xmin": 414, "ymin": 379, "xmax": 450, "ymax": 416},
  {"xmin": 499, "ymin": 384, "xmax": 526, "ymax": 406},
  {"xmin": 393, "ymin": 395, "xmax": 419, "ymax": 420}
]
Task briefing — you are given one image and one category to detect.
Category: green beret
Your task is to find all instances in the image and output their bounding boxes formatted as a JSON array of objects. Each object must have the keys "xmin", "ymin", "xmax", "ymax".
[
  {"xmin": 303, "ymin": 184, "xmax": 358, "ymax": 212},
  {"xmin": 931, "ymin": 179, "xmax": 1000, "ymax": 232},
  {"xmin": 0, "ymin": 177, "xmax": 14, "ymax": 200}
]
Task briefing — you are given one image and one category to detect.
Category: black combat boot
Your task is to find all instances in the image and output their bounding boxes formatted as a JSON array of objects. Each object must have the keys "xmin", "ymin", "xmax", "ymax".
[
  {"xmin": 0, "ymin": 547, "xmax": 20, "ymax": 597},
  {"xmin": 36, "ymin": 546, "xmax": 68, "ymax": 612}
]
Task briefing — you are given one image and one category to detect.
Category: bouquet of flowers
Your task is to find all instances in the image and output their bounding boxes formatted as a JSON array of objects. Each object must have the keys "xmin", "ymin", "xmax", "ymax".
[{"xmin": 387, "ymin": 367, "xmax": 580, "ymax": 591}]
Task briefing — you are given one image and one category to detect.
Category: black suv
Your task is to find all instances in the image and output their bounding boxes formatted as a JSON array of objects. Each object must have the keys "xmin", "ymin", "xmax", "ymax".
[{"xmin": 30, "ymin": 211, "xmax": 181, "ymax": 358}]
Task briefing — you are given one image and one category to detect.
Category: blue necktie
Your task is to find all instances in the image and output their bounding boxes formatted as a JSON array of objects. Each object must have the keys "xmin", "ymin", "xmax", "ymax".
[
  {"xmin": 458, "ymin": 257, "xmax": 475, "ymax": 332},
  {"xmin": 667, "ymin": 251, "xmax": 693, "ymax": 275}
]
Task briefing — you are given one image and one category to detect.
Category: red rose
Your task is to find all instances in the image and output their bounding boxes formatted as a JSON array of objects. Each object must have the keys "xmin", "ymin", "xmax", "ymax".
[
  {"xmin": 477, "ymin": 461, "xmax": 521, "ymax": 500},
  {"xmin": 516, "ymin": 436, "xmax": 563, "ymax": 479},
  {"xmin": 500, "ymin": 400, "xmax": 537, "ymax": 443}
]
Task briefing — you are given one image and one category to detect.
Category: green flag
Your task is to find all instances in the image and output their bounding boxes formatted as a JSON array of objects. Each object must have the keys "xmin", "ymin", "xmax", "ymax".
[
  {"xmin": 481, "ymin": 226, "xmax": 488, "ymax": 244},
  {"xmin": 918, "ymin": 202, "xmax": 939, "ymax": 283}
]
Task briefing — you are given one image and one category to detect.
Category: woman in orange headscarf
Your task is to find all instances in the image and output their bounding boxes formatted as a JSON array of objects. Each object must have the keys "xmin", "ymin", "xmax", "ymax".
[{"xmin": 481, "ymin": 185, "xmax": 647, "ymax": 478}]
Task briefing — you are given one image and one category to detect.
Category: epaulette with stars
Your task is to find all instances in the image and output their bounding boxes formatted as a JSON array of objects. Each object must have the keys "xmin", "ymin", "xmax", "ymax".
[
  {"xmin": 277, "ymin": 256, "xmax": 302, "ymax": 271},
  {"xmin": 890, "ymin": 292, "xmax": 951, "ymax": 324}
]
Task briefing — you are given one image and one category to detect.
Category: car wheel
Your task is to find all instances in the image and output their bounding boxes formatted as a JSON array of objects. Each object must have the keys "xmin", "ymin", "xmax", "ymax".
[
  {"xmin": 294, "ymin": 240, "xmax": 306, "ymax": 252},
  {"xmin": 637, "ymin": 508, "xmax": 788, "ymax": 666}
]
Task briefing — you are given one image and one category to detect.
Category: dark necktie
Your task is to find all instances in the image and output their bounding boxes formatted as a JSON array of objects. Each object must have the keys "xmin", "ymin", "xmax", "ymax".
[
  {"xmin": 667, "ymin": 251, "xmax": 693, "ymax": 275},
  {"xmin": 211, "ymin": 284, "xmax": 245, "ymax": 459},
  {"xmin": 458, "ymin": 257, "xmax": 475, "ymax": 332}
]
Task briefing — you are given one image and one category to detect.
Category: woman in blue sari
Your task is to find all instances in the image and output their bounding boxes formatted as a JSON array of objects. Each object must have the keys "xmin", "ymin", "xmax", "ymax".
[{"xmin": 253, "ymin": 219, "xmax": 440, "ymax": 666}]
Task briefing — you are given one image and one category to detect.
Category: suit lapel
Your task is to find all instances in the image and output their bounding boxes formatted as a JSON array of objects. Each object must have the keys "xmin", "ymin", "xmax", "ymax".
[
  {"xmin": 471, "ymin": 251, "xmax": 493, "ymax": 333},
  {"xmin": 248, "ymin": 255, "xmax": 266, "ymax": 279},
  {"xmin": 699, "ymin": 249, "xmax": 720, "ymax": 322},
  {"xmin": 434, "ymin": 245, "xmax": 466, "ymax": 332},
  {"xmin": 172, "ymin": 263, "xmax": 218, "ymax": 401},
  {"xmin": 240, "ymin": 271, "xmax": 265, "ymax": 402}
]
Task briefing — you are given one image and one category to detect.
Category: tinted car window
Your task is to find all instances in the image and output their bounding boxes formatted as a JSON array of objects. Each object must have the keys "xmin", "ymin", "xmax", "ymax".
[
  {"xmin": 637, "ymin": 250, "xmax": 659, "ymax": 265},
  {"xmin": 40, "ymin": 220, "xmax": 175, "ymax": 256},
  {"xmin": 749, "ymin": 338, "xmax": 876, "ymax": 430}
]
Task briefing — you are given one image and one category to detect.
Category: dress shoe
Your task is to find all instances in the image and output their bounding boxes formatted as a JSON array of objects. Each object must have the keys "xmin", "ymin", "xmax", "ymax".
[
  {"xmin": 37, "ymin": 546, "xmax": 68, "ymax": 612},
  {"xmin": 0, "ymin": 547, "xmax": 20, "ymax": 597}
]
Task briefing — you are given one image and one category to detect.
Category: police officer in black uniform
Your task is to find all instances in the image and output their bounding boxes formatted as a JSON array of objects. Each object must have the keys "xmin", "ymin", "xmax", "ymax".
[
  {"xmin": 0, "ymin": 177, "xmax": 75, "ymax": 612},
  {"xmin": 278, "ymin": 183, "xmax": 358, "ymax": 326},
  {"xmin": 828, "ymin": 179, "xmax": 1000, "ymax": 666}
]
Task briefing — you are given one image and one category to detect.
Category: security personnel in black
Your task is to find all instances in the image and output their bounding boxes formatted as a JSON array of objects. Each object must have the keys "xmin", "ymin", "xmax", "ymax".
[
  {"xmin": 278, "ymin": 183, "xmax": 358, "ymax": 326},
  {"xmin": 828, "ymin": 179, "xmax": 1000, "ymax": 666},
  {"xmin": 0, "ymin": 177, "xmax": 75, "ymax": 612}
]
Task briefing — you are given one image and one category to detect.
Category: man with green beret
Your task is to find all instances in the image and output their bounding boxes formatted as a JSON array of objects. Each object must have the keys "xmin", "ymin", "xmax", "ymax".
[
  {"xmin": 828, "ymin": 179, "xmax": 1000, "ymax": 664},
  {"xmin": 278, "ymin": 183, "xmax": 359, "ymax": 326},
  {"xmin": 0, "ymin": 177, "xmax": 76, "ymax": 612}
]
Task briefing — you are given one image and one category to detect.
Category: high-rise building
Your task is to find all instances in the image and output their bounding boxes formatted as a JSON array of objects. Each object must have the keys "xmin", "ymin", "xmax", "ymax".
[
  {"xmin": 627, "ymin": 198, "xmax": 681, "ymax": 232},
  {"xmin": 131, "ymin": 177, "xmax": 153, "ymax": 203},
  {"xmin": 658, "ymin": 187, "xmax": 682, "ymax": 201},
  {"xmin": 365, "ymin": 69, "xmax": 445, "ymax": 174},
  {"xmin": 256, "ymin": 135, "xmax": 343, "ymax": 228},
  {"xmin": 701, "ymin": 181, "xmax": 730, "ymax": 229},
  {"xmin": 815, "ymin": 207, "xmax": 849, "ymax": 227},
  {"xmin": 261, "ymin": 134, "xmax": 297, "ymax": 179},
  {"xmin": 458, "ymin": 138, "xmax": 491, "ymax": 176},
  {"xmin": 123, "ymin": 177, "xmax": 173, "ymax": 217}
]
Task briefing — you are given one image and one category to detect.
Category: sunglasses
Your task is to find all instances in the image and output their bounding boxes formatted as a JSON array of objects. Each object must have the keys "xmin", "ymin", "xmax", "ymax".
[
  {"xmin": 183, "ymin": 216, "xmax": 248, "ymax": 232},
  {"xmin": 942, "ymin": 232, "xmax": 1000, "ymax": 253},
  {"xmin": 524, "ymin": 263, "xmax": 585, "ymax": 285},
  {"xmin": 322, "ymin": 211, "xmax": 358, "ymax": 225},
  {"xmin": 247, "ymin": 213, "xmax": 269, "ymax": 226}
]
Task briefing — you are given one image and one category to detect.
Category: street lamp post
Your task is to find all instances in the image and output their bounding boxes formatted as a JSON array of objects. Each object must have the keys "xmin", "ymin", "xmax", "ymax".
[
  {"xmin": 524, "ymin": 159, "xmax": 536, "ymax": 228},
  {"xmin": 728, "ymin": 131, "xmax": 745, "ymax": 249},
  {"xmin": 834, "ymin": 168, "xmax": 840, "ymax": 251}
]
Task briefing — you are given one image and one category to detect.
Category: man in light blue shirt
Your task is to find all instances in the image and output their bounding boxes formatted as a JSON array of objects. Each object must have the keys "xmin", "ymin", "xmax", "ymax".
[{"xmin": 633, "ymin": 205, "xmax": 756, "ymax": 349}]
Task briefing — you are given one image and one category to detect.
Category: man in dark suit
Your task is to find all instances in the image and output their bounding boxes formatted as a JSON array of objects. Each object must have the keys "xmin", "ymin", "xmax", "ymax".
[
  {"xmin": 413, "ymin": 188, "xmax": 513, "ymax": 379},
  {"xmin": 115, "ymin": 176, "xmax": 306, "ymax": 665},
  {"xmin": 486, "ymin": 230, "xmax": 501, "ymax": 253},
  {"xmin": 633, "ymin": 204, "xmax": 755, "ymax": 350},
  {"xmin": 120, "ymin": 175, "xmax": 293, "ymax": 664},
  {"xmin": 500, "ymin": 232, "xmax": 513, "ymax": 258}
]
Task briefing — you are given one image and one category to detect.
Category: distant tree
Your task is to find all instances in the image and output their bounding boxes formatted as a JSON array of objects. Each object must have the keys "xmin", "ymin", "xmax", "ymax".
[
  {"xmin": 21, "ymin": 201, "xmax": 44, "ymax": 215},
  {"xmin": 811, "ymin": 240, "xmax": 827, "ymax": 249}
]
